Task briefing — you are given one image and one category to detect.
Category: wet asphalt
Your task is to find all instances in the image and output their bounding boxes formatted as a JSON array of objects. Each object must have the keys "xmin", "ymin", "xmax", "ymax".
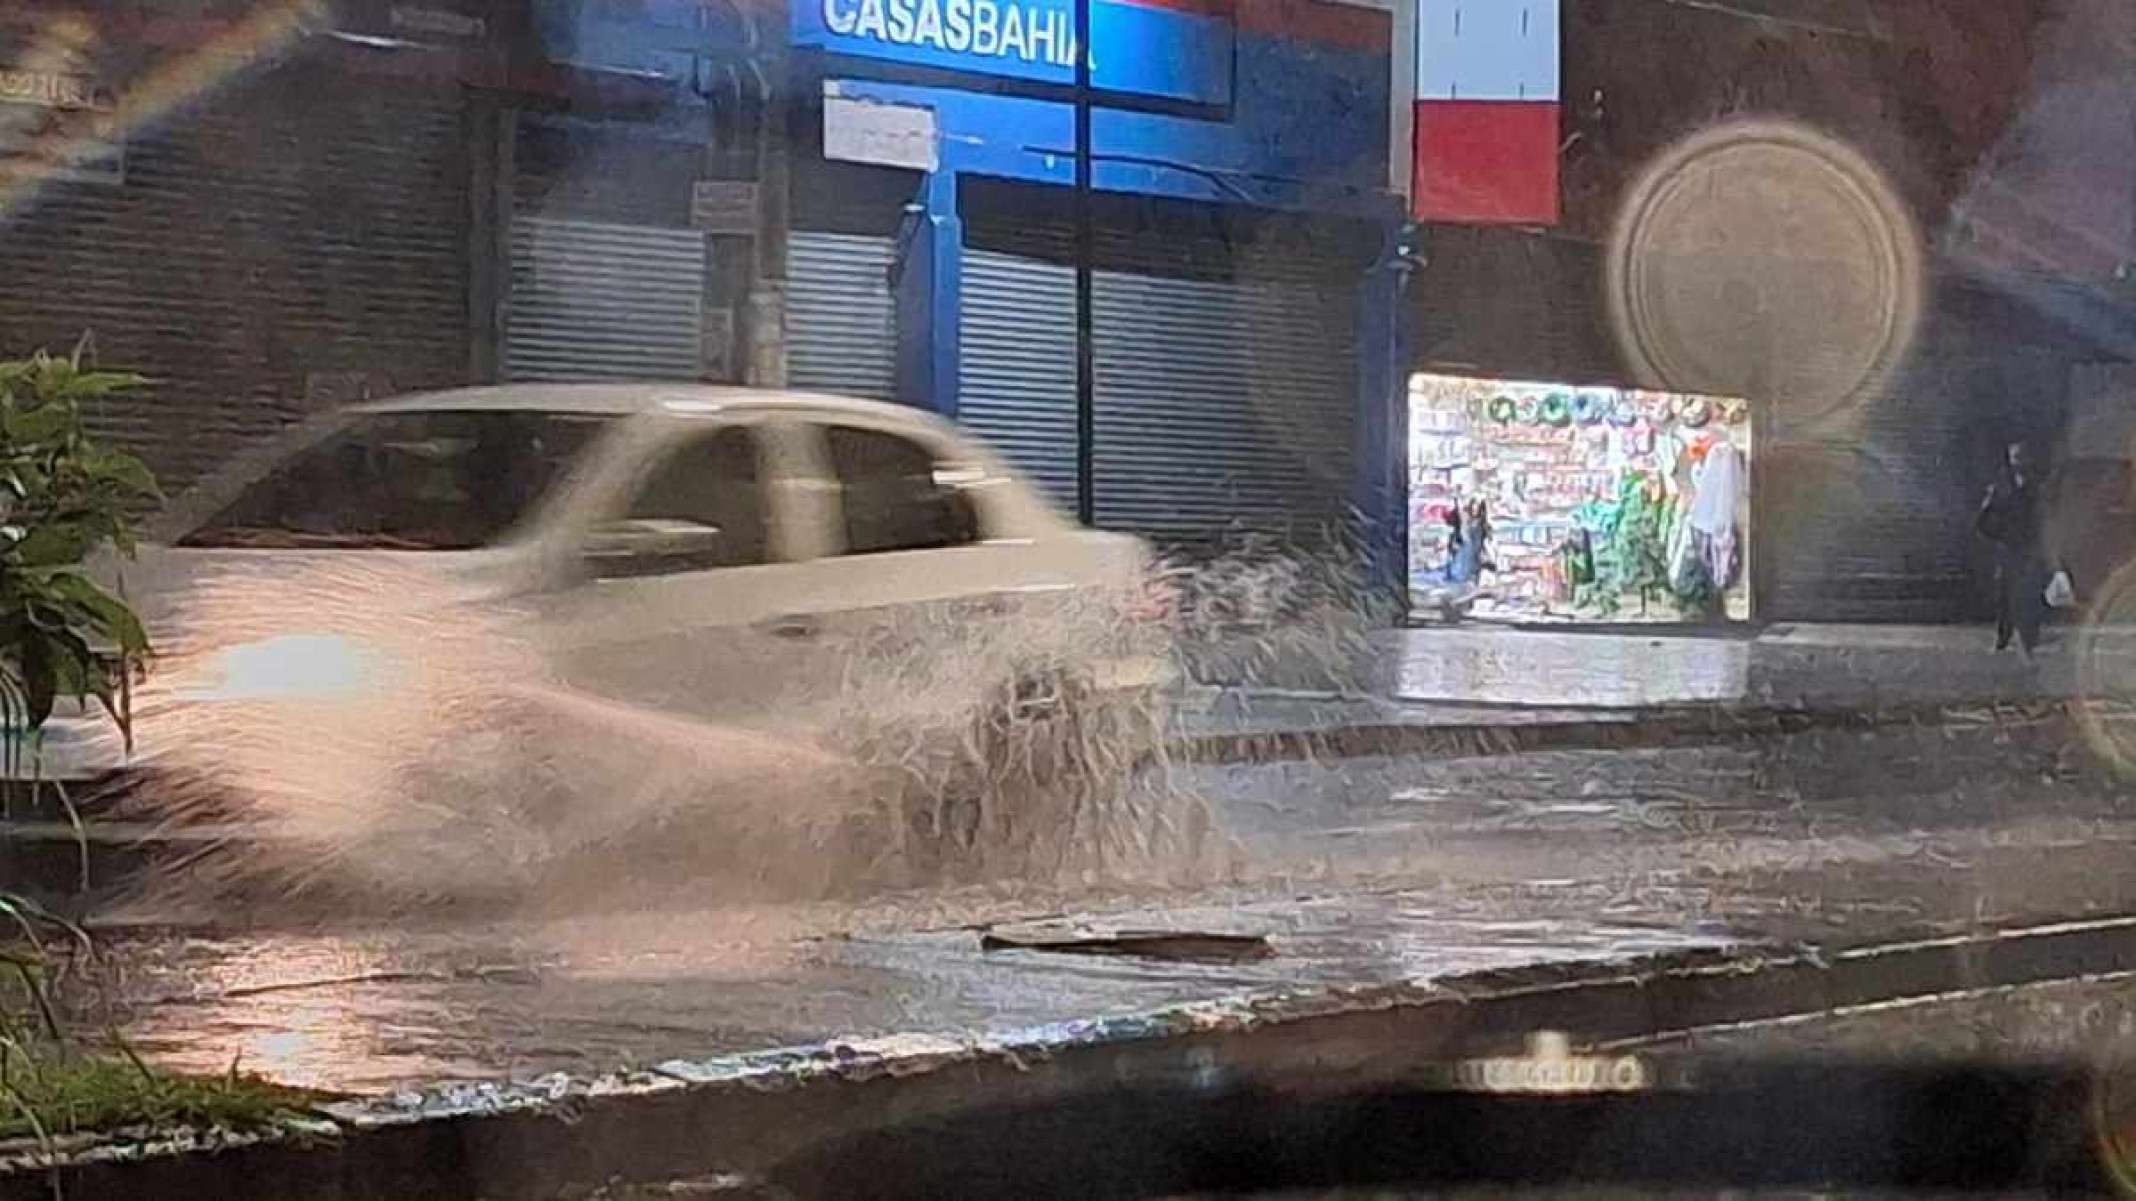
[{"xmin": 35, "ymin": 703, "xmax": 2136, "ymax": 1096}]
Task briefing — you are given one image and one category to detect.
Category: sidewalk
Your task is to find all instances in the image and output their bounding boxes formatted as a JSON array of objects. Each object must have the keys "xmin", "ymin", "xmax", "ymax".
[
  {"xmin": 1163, "ymin": 620, "xmax": 2136, "ymax": 765},
  {"xmin": 1176, "ymin": 621, "xmax": 2125, "ymax": 744},
  {"xmin": 1386, "ymin": 621, "xmax": 2106, "ymax": 708}
]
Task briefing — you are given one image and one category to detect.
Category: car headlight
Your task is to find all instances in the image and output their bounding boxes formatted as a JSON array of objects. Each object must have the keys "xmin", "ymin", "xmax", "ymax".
[{"xmin": 175, "ymin": 634, "xmax": 385, "ymax": 702}]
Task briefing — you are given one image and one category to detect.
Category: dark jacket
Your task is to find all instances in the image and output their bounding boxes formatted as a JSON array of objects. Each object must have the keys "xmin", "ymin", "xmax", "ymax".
[{"xmin": 1977, "ymin": 469, "xmax": 2042, "ymax": 560}]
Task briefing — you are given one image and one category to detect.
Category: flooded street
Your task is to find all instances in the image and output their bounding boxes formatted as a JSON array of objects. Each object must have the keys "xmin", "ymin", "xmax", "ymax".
[
  {"xmin": 56, "ymin": 709, "xmax": 2136, "ymax": 1095},
  {"xmin": 5, "ymin": 0, "xmax": 2130, "ymax": 1191},
  {"xmin": 81, "ymin": 897, "xmax": 1727, "ymax": 1093}
]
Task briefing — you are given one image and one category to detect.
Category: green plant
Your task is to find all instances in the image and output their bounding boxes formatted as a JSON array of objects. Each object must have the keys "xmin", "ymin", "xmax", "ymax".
[
  {"xmin": 0, "ymin": 336, "xmax": 154, "ymax": 1097},
  {"xmin": 0, "ymin": 346, "xmax": 310, "ymax": 1156},
  {"xmin": 0, "ymin": 341, "xmax": 158, "ymax": 775},
  {"xmin": 0, "ymin": 1040, "xmax": 324, "ymax": 1144},
  {"xmin": 0, "ymin": 344, "xmax": 308, "ymax": 1168}
]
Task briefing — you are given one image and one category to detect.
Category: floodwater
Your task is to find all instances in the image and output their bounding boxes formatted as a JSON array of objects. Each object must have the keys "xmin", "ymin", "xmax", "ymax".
[
  {"xmin": 50, "ymin": 707, "xmax": 2136, "ymax": 1095},
  {"xmin": 28, "ymin": 552, "xmax": 2136, "ymax": 1097},
  {"xmin": 77, "ymin": 894, "xmax": 1727, "ymax": 1093}
]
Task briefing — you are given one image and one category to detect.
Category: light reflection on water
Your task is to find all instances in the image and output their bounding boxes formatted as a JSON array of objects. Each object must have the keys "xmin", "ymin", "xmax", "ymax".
[
  {"xmin": 1392, "ymin": 629, "xmax": 1747, "ymax": 707},
  {"xmin": 96, "ymin": 934, "xmax": 505, "ymax": 1091},
  {"xmin": 75, "ymin": 895, "xmax": 1733, "ymax": 1095},
  {"xmin": 64, "ymin": 713, "xmax": 2136, "ymax": 1097}
]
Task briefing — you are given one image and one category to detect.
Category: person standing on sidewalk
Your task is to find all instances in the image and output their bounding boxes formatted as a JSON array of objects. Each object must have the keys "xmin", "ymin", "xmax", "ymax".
[{"xmin": 1977, "ymin": 440, "xmax": 2048, "ymax": 653}]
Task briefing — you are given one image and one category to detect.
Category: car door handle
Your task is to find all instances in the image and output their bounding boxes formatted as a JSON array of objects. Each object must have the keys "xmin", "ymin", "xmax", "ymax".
[{"xmin": 762, "ymin": 616, "xmax": 820, "ymax": 640}]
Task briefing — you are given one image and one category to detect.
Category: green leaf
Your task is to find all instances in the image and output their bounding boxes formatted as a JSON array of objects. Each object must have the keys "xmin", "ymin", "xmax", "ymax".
[
  {"xmin": 30, "ymin": 353, "xmax": 71, "ymax": 406},
  {"xmin": 3, "ymin": 405, "xmax": 76, "ymax": 445},
  {"xmin": 7, "ymin": 463, "xmax": 45, "ymax": 497},
  {"xmin": 45, "ymin": 573, "xmax": 149, "ymax": 655},
  {"xmin": 61, "ymin": 372, "xmax": 148, "ymax": 399},
  {"xmin": 0, "ymin": 342, "xmax": 154, "ymax": 753},
  {"xmin": 11, "ymin": 525, "xmax": 88, "ymax": 569},
  {"xmin": 22, "ymin": 599, "xmax": 68, "ymax": 634},
  {"xmin": 50, "ymin": 655, "xmax": 108, "ymax": 709},
  {"xmin": 82, "ymin": 447, "xmax": 158, "ymax": 499}
]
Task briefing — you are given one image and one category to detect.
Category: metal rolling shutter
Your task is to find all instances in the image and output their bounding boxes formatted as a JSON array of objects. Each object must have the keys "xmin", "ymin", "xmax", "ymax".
[
  {"xmin": 0, "ymin": 65, "xmax": 469, "ymax": 496},
  {"xmin": 1091, "ymin": 267, "xmax": 1356, "ymax": 542},
  {"xmin": 959, "ymin": 246, "xmax": 1079, "ymax": 507},
  {"xmin": 1412, "ymin": 227, "xmax": 1619, "ymax": 386},
  {"xmin": 503, "ymin": 215, "xmax": 705, "ymax": 382},
  {"xmin": 786, "ymin": 230, "xmax": 898, "ymax": 400},
  {"xmin": 958, "ymin": 225, "xmax": 1359, "ymax": 542},
  {"xmin": 1757, "ymin": 279, "xmax": 2084, "ymax": 623}
]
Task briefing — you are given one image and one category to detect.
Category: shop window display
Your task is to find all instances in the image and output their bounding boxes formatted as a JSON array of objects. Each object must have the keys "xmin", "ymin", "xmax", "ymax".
[{"xmin": 1407, "ymin": 373, "xmax": 1752, "ymax": 623}]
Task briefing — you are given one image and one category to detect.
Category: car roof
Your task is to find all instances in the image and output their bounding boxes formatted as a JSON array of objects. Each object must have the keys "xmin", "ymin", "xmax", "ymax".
[{"xmin": 355, "ymin": 383, "xmax": 948, "ymax": 428}]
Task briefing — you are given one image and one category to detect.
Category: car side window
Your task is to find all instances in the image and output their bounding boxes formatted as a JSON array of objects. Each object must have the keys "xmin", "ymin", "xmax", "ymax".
[
  {"xmin": 825, "ymin": 425, "xmax": 980, "ymax": 555},
  {"xmin": 590, "ymin": 426, "xmax": 768, "ymax": 577}
]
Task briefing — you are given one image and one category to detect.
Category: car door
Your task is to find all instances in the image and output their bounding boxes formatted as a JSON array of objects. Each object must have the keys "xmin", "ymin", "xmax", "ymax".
[
  {"xmin": 537, "ymin": 417, "xmax": 833, "ymax": 728},
  {"xmin": 771, "ymin": 419, "xmax": 1081, "ymax": 708}
]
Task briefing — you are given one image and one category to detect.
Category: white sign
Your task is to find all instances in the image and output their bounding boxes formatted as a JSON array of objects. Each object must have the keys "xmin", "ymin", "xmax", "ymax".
[
  {"xmin": 1415, "ymin": 0, "xmax": 1560, "ymax": 101},
  {"xmin": 823, "ymin": 86, "xmax": 939, "ymax": 173}
]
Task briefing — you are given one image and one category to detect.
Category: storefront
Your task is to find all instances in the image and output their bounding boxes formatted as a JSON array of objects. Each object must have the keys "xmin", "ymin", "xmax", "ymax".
[
  {"xmin": 792, "ymin": 0, "xmax": 1399, "ymax": 546},
  {"xmin": 951, "ymin": 184, "xmax": 1374, "ymax": 538},
  {"xmin": 1407, "ymin": 372, "xmax": 1752, "ymax": 622},
  {"xmin": 4, "ymin": 0, "xmax": 1402, "ymax": 548}
]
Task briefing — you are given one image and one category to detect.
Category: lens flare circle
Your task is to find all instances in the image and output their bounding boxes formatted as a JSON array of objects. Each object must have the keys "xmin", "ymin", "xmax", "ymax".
[
  {"xmin": 1606, "ymin": 118, "xmax": 1924, "ymax": 431},
  {"xmin": 2074, "ymin": 556, "xmax": 2136, "ymax": 776}
]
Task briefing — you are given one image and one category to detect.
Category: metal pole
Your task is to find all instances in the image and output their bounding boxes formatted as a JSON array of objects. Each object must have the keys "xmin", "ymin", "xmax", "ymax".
[{"xmin": 1072, "ymin": 0, "xmax": 1095, "ymax": 526}]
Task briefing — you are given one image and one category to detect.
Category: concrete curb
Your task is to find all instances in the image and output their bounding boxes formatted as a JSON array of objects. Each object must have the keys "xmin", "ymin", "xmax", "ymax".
[{"xmin": 10, "ymin": 910, "xmax": 2136, "ymax": 1200}]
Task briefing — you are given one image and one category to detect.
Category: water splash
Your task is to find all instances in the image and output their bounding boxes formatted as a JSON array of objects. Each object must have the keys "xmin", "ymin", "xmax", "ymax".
[
  {"xmin": 1159, "ymin": 530, "xmax": 1387, "ymax": 697},
  {"xmin": 115, "ymin": 556, "xmax": 1241, "ymax": 920}
]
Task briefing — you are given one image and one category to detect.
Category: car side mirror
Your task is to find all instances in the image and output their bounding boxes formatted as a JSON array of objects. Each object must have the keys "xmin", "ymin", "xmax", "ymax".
[{"xmin": 583, "ymin": 518, "xmax": 728, "ymax": 577}]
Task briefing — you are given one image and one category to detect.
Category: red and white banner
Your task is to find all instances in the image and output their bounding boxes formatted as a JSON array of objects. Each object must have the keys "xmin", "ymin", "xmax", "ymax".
[{"xmin": 1412, "ymin": 0, "xmax": 1560, "ymax": 225}]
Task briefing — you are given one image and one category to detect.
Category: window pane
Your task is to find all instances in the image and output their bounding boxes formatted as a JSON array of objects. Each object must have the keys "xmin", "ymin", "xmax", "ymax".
[
  {"xmin": 621, "ymin": 428, "xmax": 769, "ymax": 570},
  {"xmin": 826, "ymin": 426, "xmax": 977, "ymax": 555},
  {"xmin": 181, "ymin": 410, "xmax": 612, "ymax": 551}
]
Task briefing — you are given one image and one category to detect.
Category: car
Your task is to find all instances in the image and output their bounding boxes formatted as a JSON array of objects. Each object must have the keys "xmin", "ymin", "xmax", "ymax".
[{"xmin": 14, "ymin": 383, "xmax": 1169, "ymax": 785}]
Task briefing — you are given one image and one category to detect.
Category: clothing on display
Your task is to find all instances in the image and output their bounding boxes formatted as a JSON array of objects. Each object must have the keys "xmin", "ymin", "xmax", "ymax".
[{"xmin": 1408, "ymin": 373, "xmax": 1753, "ymax": 622}]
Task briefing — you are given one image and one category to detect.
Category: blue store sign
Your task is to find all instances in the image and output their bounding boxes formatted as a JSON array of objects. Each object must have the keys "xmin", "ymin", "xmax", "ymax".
[{"xmin": 793, "ymin": 0, "xmax": 1234, "ymax": 106}]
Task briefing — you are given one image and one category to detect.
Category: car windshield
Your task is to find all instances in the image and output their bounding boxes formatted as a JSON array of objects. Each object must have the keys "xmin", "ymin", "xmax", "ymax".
[{"xmin": 178, "ymin": 410, "xmax": 613, "ymax": 551}]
